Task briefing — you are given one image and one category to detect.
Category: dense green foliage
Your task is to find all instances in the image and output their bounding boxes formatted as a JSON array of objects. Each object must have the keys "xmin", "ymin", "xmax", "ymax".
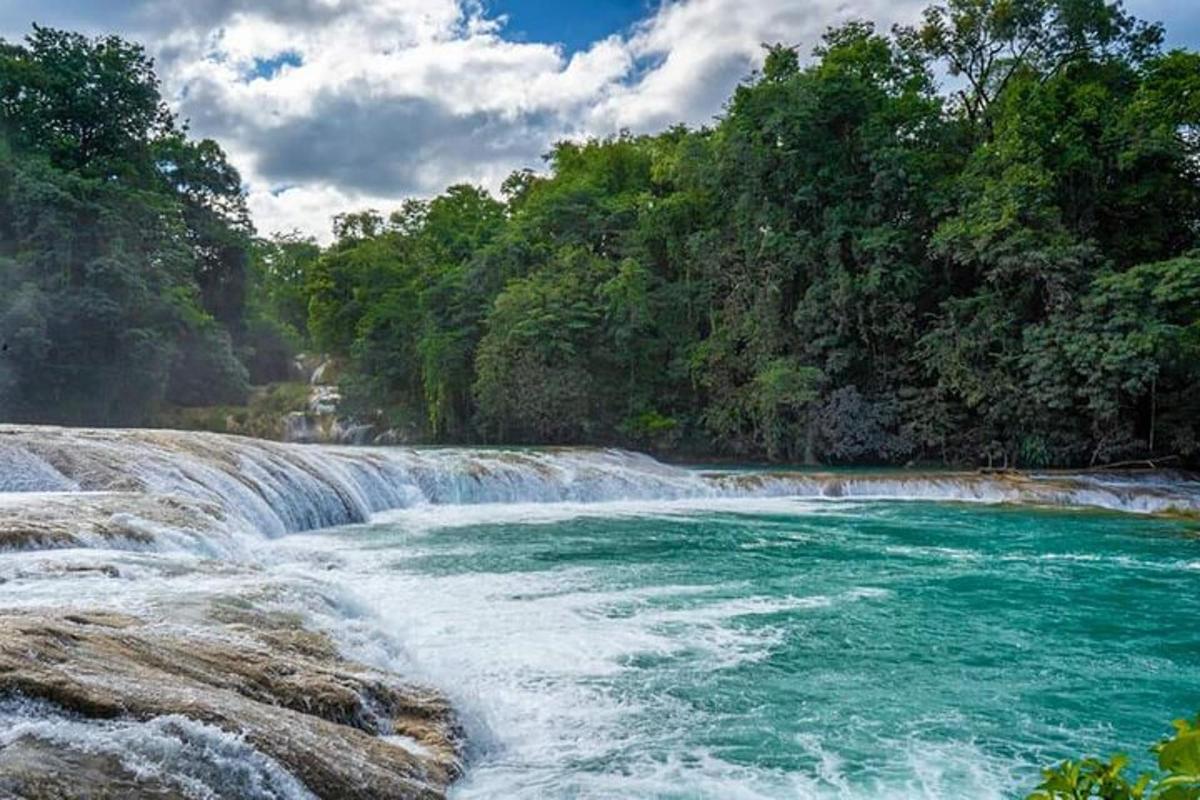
[
  {"xmin": 286, "ymin": 0, "xmax": 1200, "ymax": 464},
  {"xmin": 3, "ymin": 1, "xmax": 1199, "ymax": 465},
  {"xmin": 1029, "ymin": 714, "xmax": 1200, "ymax": 799},
  {"xmin": 0, "ymin": 26, "xmax": 281, "ymax": 423}
]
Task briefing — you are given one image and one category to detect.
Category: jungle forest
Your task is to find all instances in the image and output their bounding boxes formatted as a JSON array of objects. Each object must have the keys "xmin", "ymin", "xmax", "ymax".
[{"xmin": 2, "ymin": 0, "xmax": 1199, "ymax": 467}]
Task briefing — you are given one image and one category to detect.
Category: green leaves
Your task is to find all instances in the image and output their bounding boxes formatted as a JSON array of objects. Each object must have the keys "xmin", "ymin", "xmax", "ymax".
[
  {"xmin": 1029, "ymin": 716, "xmax": 1200, "ymax": 800},
  {"xmin": 1030, "ymin": 754, "xmax": 1150, "ymax": 800},
  {"xmin": 5, "ymin": 5, "xmax": 1190, "ymax": 462},
  {"xmin": 748, "ymin": 359, "xmax": 824, "ymax": 461},
  {"xmin": 0, "ymin": 27, "xmax": 258, "ymax": 424},
  {"xmin": 283, "ymin": 0, "xmax": 1197, "ymax": 464},
  {"xmin": 0, "ymin": 25, "xmax": 173, "ymax": 176},
  {"xmin": 1156, "ymin": 718, "xmax": 1200, "ymax": 786}
]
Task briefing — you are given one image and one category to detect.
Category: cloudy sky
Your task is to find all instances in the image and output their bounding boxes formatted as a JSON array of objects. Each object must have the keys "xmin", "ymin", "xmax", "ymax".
[{"xmin": 3, "ymin": 0, "xmax": 1197, "ymax": 241}]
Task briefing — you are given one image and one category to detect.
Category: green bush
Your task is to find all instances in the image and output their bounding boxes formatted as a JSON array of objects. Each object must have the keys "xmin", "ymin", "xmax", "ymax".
[
  {"xmin": 1029, "ymin": 715, "xmax": 1200, "ymax": 800},
  {"xmin": 620, "ymin": 410, "xmax": 681, "ymax": 450},
  {"xmin": 165, "ymin": 322, "xmax": 250, "ymax": 407},
  {"xmin": 238, "ymin": 315, "xmax": 298, "ymax": 385}
]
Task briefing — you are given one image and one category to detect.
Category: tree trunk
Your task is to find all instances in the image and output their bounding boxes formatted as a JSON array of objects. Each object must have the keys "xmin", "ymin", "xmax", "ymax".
[
  {"xmin": 803, "ymin": 416, "xmax": 817, "ymax": 466},
  {"xmin": 1149, "ymin": 377, "xmax": 1157, "ymax": 454}
]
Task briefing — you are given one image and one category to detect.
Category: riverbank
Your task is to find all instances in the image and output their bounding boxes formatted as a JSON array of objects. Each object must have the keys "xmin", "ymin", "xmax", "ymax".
[{"xmin": 1, "ymin": 425, "xmax": 1199, "ymax": 797}]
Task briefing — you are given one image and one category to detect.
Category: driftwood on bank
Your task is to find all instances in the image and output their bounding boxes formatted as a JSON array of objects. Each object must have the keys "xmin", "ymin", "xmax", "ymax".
[{"xmin": 1092, "ymin": 455, "xmax": 1182, "ymax": 471}]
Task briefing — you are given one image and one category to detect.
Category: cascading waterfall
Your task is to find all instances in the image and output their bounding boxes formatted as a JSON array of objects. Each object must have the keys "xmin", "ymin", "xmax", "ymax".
[
  {"xmin": 2, "ymin": 424, "xmax": 1199, "ymax": 800},
  {"xmin": 1, "ymin": 426, "xmax": 715, "ymax": 548},
  {"xmin": 1, "ymin": 425, "xmax": 1197, "ymax": 556},
  {"xmin": 0, "ymin": 443, "xmax": 80, "ymax": 493}
]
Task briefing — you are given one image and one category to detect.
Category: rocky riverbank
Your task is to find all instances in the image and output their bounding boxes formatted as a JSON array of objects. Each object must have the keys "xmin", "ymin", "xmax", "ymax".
[
  {"xmin": 0, "ymin": 535, "xmax": 463, "ymax": 799},
  {"xmin": 0, "ymin": 425, "xmax": 471, "ymax": 798},
  {"xmin": 0, "ymin": 607, "xmax": 461, "ymax": 799},
  {"xmin": 1, "ymin": 424, "xmax": 1198, "ymax": 797}
]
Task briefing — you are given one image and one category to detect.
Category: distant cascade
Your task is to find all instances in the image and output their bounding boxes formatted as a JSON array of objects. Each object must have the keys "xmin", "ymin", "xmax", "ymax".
[
  {"xmin": 0, "ymin": 443, "xmax": 80, "ymax": 493},
  {"xmin": 0, "ymin": 426, "xmax": 708, "ymax": 538},
  {"xmin": 0, "ymin": 426, "xmax": 1197, "ymax": 552},
  {"xmin": 708, "ymin": 471, "xmax": 1200, "ymax": 515}
]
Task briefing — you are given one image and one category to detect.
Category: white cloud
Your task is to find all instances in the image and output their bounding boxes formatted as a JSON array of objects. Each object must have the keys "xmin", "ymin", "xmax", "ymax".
[
  {"xmin": 3, "ymin": 0, "xmax": 931, "ymax": 241},
  {"xmin": 591, "ymin": 0, "xmax": 924, "ymax": 131},
  {"xmin": 246, "ymin": 184, "xmax": 386, "ymax": 240}
]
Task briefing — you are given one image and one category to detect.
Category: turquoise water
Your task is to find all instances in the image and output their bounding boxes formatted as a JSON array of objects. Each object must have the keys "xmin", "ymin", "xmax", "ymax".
[{"xmin": 299, "ymin": 498, "xmax": 1200, "ymax": 799}]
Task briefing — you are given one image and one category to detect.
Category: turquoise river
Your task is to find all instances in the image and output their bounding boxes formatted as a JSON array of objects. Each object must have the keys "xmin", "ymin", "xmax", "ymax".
[
  {"xmin": 281, "ymin": 497, "xmax": 1200, "ymax": 798},
  {"xmin": 1, "ymin": 427, "xmax": 1198, "ymax": 799}
]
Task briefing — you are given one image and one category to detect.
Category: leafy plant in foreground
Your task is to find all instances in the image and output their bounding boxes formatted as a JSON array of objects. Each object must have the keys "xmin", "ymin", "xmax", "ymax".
[{"xmin": 1029, "ymin": 715, "xmax": 1200, "ymax": 799}]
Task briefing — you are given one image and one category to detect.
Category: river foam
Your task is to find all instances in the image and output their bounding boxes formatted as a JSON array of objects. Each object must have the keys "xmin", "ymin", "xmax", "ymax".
[
  {"xmin": 0, "ymin": 698, "xmax": 316, "ymax": 800},
  {"xmin": 2, "ymin": 425, "xmax": 1199, "ymax": 799},
  {"xmin": 2, "ymin": 424, "xmax": 1197, "ymax": 557}
]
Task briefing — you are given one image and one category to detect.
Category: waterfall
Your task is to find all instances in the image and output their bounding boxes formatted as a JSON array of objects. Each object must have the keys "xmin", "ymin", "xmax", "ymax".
[
  {"xmin": 0, "ymin": 426, "xmax": 711, "ymax": 546},
  {"xmin": 1, "ymin": 424, "xmax": 1197, "ymax": 799},
  {"xmin": 1, "ymin": 425, "xmax": 1197, "ymax": 554}
]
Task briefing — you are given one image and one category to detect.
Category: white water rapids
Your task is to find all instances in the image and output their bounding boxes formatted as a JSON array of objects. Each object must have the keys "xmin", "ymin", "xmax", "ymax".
[
  {"xmin": 1, "ymin": 424, "xmax": 1199, "ymax": 799},
  {"xmin": 3, "ymin": 425, "xmax": 1197, "ymax": 545}
]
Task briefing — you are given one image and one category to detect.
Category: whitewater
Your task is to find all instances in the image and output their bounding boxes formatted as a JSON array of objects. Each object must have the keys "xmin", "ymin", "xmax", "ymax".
[{"xmin": 1, "ymin": 424, "xmax": 1199, "ymax": 799}]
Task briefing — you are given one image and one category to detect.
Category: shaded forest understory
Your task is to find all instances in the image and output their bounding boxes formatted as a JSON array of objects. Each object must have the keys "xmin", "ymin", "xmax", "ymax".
[{"xmin": 2, "ymin": 0, "xmax": 1199, "ymax": 467}]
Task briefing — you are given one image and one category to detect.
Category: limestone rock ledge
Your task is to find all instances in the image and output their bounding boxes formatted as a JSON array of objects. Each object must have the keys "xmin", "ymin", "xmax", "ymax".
[
  {"xmin": 0, "ymin": 492, "xmax": 228, "ymax": 551},
  {"xmin": 0, "ymin": 609, "xmax": 461, "ymax": 799}
]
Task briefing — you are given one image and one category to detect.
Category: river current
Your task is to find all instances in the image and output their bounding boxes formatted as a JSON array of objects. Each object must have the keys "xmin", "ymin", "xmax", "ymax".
[{"xmin": 1, "ymin": 426, "xmax": 1198, "ymax": 798}]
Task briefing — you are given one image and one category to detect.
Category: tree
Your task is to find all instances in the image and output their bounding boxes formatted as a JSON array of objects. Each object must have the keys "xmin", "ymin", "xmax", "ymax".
[
  {"xmin": 897, "ymin": 0, "xmax": 1162, "ymax": 132},
  {"xmin": 0, "ymin": 25, "xmax": 173, "ymax": 175},
  {"xmin": 474, "ymin": 249, "xmax": 604, "ymax": 442},
  {"xmin": 0, "ymin": 26, "xmax": 262, "ymax": 423},
  {"xmin": 120, "ymin": 0, "xmax": 1194, "ymax": 466},
  {"xmin": 752, "ymin": 359, "xmax": 824, "ymax": 462}
]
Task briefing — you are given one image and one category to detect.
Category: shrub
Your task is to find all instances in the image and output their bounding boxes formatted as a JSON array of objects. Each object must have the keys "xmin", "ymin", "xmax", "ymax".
[{"xmin": 1029, "ymin": 715, "xmax": 1200, "ymax": 800}]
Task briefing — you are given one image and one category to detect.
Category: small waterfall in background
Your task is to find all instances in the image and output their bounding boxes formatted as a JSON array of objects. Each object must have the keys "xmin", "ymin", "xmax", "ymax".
[{"xmin": 2, "ymin": 424, "xmax": 1199, "ymax": 800}]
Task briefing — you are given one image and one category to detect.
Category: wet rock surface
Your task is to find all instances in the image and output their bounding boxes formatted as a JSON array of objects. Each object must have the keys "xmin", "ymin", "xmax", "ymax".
[
  {"xmin": 0, "ymin": 492, "xmax": 226, "ymax": 551},
  {"xmin": 2, "ymin": 424, "xmax": 1198, "ymax": 799},
  {"xmin": 0, "ymin": 608, "xmax": 461, "ymax": 799},
  {"xmin": 0, "ymin": 734, "xmax": 185, "ymax": 799}
]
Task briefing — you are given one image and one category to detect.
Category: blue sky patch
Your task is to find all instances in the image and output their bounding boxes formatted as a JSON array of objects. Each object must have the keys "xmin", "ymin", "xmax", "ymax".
[
  {"xmin": 487, "ymin": 0, "xmax": 654, "ymax": 53},
  {"xmin": 250, "ymin": 50, "xmax": 303, "ymax": 81}
]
